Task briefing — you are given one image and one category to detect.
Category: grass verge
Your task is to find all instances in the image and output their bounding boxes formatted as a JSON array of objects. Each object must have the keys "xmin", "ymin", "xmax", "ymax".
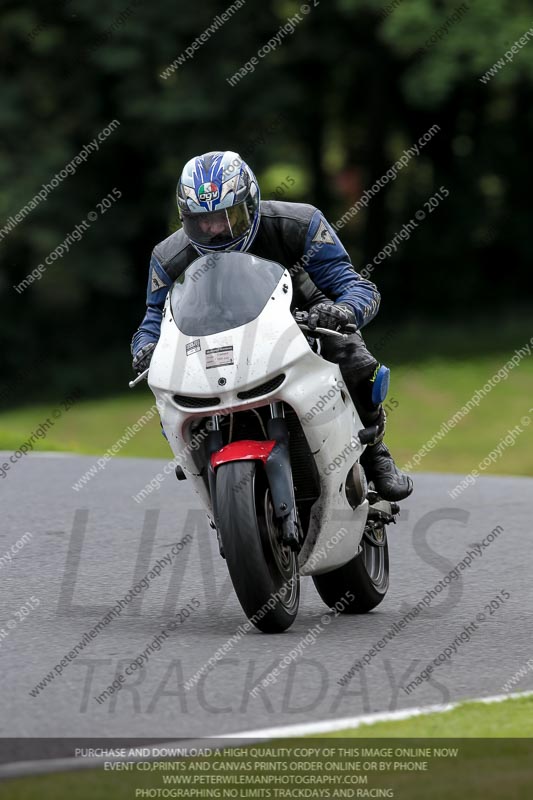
[{"xmin": 3, "ymin": 695, "xmax": 533, "ymax": 800}]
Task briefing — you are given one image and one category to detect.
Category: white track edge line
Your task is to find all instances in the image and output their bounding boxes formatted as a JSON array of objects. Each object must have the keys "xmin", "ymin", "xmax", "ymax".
[{"xmin": 1, "ymin": 689, "xmax": 532, "ymax": 780}]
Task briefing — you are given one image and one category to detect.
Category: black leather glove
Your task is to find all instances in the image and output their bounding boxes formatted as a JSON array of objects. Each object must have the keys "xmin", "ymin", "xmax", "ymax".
[
  {"xmin": 132, "ymin": 342, "xmax": 156, "ymax": 374},
  {"xmin": 307, "ymin": 302, "xmax": 357, "ymax": 332}
]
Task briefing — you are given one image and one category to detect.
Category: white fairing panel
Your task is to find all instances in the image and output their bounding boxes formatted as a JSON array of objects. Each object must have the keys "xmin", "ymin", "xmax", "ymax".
[{"xmin": 148, "ymin": 255, "xmax": 369, "ymax": 575}]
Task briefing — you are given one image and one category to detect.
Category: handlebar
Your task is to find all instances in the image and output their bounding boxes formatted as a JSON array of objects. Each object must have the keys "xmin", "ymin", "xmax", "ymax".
[{"xmin": 293, "ymin": 310, "xmax": 357, "ymax": 338}]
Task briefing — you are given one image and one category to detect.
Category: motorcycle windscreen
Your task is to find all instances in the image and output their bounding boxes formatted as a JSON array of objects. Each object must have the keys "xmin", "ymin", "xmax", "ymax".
[{"xmin": 170, "ymin": 252, "xmax": 285, "ymax": 336}]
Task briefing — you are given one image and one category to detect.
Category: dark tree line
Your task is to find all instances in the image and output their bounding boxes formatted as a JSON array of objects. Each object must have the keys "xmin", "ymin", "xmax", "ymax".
[{"xmin": 1, "ymin": 0, "xmax": 531, "ymax": 403}]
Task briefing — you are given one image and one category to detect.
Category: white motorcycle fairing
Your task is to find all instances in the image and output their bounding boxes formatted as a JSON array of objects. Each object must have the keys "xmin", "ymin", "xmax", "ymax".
[{"xmin": 148, "ymin": 252, "xmax": 374, "ymax": 576}]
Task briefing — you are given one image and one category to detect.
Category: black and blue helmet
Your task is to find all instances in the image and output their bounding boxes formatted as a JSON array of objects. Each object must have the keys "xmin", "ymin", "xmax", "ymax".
[{"xmin": 177, "ymin": 151, "xmax": 261, "ymax": 255}]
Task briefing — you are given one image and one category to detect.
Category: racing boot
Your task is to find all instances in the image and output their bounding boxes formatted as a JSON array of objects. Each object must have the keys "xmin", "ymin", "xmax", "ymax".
[{"xmin": 359, "ymin": 406, "xmax": 413, "ymax": 501}]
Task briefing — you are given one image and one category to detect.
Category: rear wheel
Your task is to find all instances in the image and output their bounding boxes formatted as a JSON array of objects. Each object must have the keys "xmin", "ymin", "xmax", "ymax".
[
  {"xmin": 216, "ymin": 460, "xmax": 299, "ymax": 632},
  {"xmin": 312, "ymin": 528, "xmax": 389, "ymax": 613}
]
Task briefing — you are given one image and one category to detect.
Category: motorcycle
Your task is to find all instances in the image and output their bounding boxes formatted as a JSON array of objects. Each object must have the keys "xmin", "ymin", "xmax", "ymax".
[{"xmin": 130, "ymin": 251, "xmax": 400, "ymax": 633}]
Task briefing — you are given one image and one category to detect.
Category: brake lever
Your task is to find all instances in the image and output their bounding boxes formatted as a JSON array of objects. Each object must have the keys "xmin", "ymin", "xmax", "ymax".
[
  {"xmin": 297, "ymin": 323, "xmax": 346, "ymax": 339},
  {"xmin": 128, "ymin": 368, "xmax": 149, "ymax": 389}
]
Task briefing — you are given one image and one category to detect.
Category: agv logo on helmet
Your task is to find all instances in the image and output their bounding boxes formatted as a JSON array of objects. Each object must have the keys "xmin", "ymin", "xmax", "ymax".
[{"xmin": 198, "ymin": 182, "xmax": 220, "ymax": 203}]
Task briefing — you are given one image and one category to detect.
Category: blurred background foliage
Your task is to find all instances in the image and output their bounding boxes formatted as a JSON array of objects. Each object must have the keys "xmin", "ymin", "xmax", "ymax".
[{"xmin": 1, "ymin": 0, "xmax": 532, "ymax": 411}]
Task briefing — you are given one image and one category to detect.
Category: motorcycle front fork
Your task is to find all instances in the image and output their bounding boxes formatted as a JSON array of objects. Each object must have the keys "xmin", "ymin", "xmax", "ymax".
[
  {"xmin": 207, "ymin": 403, "xmax": 301, "ymax": 552},
  {"xmin": 266, "ymin": 403, "xmax": 300, "ymax": 551}
]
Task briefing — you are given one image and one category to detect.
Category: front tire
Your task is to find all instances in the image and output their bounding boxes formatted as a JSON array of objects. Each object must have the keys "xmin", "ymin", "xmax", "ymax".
[
  {"xmin": 216, "ymin": 460, "xmax": 299, "ymax": 633},
  {"xmin": 313, "ymin": 530, "xmax": 389, "ymax": 613}
]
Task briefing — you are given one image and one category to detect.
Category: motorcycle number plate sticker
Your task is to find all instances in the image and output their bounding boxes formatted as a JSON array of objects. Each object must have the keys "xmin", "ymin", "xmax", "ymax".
[
  {"xmin": 186, "ymin": 339, "xmax": 201, "ymax": 356},
  {"xmin": 206, "ymin": 345, "xmax": 234, "ymax": 369}
]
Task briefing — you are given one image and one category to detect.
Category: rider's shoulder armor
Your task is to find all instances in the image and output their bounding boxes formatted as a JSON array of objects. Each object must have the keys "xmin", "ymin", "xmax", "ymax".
[{"xmin": 152, "ymin": 229, "xmax": 197, "ymax": 282}]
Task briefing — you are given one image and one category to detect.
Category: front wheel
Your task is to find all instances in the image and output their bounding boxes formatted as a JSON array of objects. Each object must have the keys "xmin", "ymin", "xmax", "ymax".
[
  {"xmin": 312, "ymin": 529, "xmax": 389, "ymax": 613},
  {"xmin": 216, "ymin": 460, "xmax": 299, "ymax": 633}
]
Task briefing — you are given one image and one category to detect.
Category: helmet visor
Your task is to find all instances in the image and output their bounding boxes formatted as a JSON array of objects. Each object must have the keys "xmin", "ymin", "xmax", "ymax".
[{"xmin": 182, "ymin": 201, "xmax": 251, "ymax": 247}]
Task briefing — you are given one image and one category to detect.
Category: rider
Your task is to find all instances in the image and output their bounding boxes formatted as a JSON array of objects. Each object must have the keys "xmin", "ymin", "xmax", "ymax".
[{"xmin": 131, "ymin": 151, "xmax": 413, "ymax": 501}]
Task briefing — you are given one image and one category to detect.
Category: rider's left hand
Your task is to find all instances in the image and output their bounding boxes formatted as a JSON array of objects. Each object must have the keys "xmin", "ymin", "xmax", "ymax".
[{"xmin": 307, "ymin": 302, "xmax": 357, "ymax": 332}]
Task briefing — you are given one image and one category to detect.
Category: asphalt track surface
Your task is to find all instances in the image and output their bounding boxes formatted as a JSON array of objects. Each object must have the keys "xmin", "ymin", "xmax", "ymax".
[{"xmin": 2, "ymin": 453, "xmax": 532, "ymax": 746}]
